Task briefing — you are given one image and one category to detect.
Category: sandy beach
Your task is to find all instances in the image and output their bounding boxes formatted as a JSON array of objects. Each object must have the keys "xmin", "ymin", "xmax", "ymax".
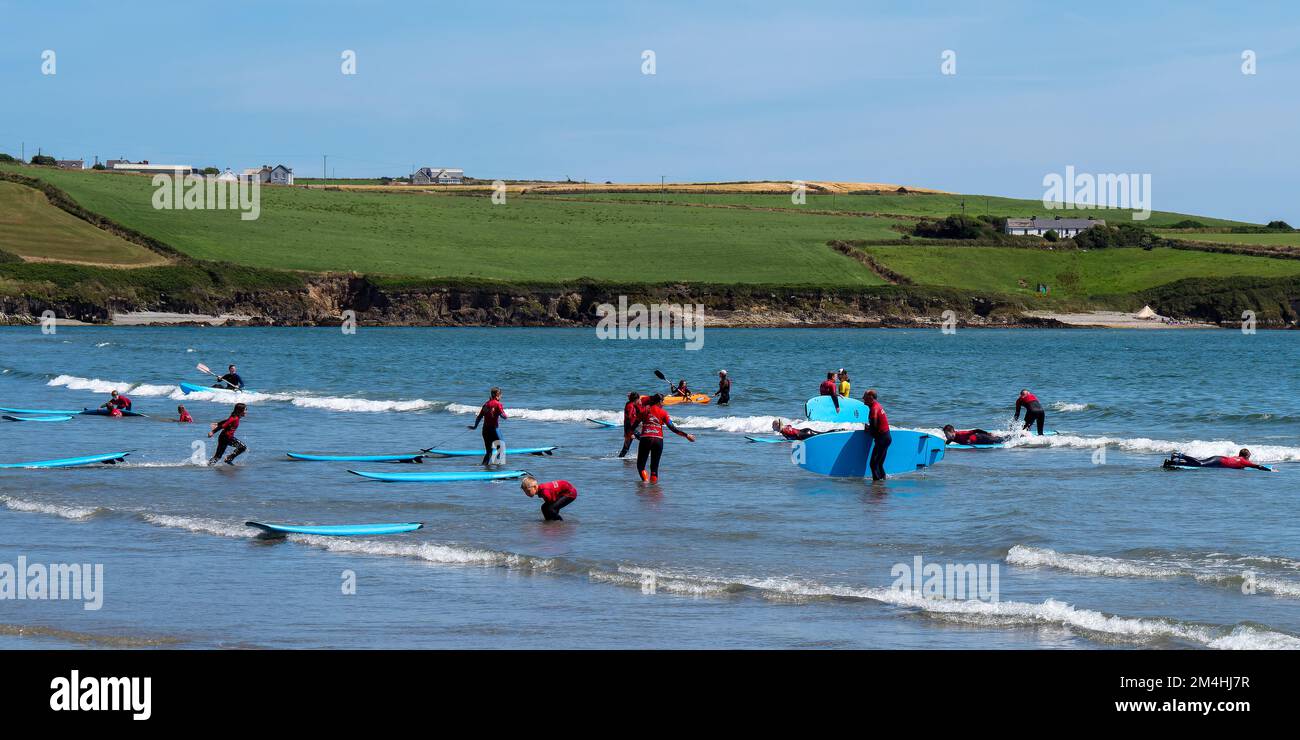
[{"xmin": 1026, "ymin": 310, "xmax": 1217, "ymax": 329}]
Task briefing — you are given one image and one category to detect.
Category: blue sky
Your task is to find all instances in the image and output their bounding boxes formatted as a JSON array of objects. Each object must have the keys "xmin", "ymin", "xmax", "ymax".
[{"xmin": 3, "ymin": 0, "xmax": 1299, "ymax": 222}]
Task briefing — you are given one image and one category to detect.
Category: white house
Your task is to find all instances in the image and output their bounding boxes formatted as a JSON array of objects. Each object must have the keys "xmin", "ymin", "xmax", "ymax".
[
  {"xmin": 410, "ymin": 167, "xmax": 464, "ymax": 185},
  {"xmin": 1004, "ymin": 217, "xmax": 1105, "ymax": 238},
  {"xmin": 216, "ymin": 168, "xmax": 238, "ymax": 182},
  {"xmin": 240, "ymin": 164, "xmax": 294, "ymax": 185}
]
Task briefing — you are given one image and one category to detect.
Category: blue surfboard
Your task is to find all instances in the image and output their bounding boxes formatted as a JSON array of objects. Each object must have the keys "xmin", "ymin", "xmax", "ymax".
[
  {"xmin": 0, "ymin": 451, "xmax": 130, "ymax": 469},
  {"xmin": 246, "ymin": 521, "xmax": 424, "ymax": 536},
  {"xmin": 179, "ymin": 381, "xmax": 245, "ymax": 395},
  {"xmin": 287, "ymin": 452, "xmax": 426, "ymax": 463},
  {"xmin": 349, "ymin": 469, "xmax": 529, "ymax": 483},
  {"xmin": 804, "ymin": 396, "xmax": 868, "ymax": 424},
  {"xmin": 1162, "ymin": 462, "xmax": 1273, "ymax": 472},
  {"xmin": 745, "ymin": 436, "xmax": 789, "ymax": 443},
  {"xmin": 795, "ymin": 430, "xmax": 944, "ymax": 477},
  {"xmin": 587, "ymin": 418, "xmax": 619, "ymax": 428},
  {"xmin": 421, "ymin": 447, "xmax": 556, "ymax": 458},
  {"xmin": 81, "ymin": 408, "xmax": 148, "ymax": 417},
  {"xmin": 0, "ymin": 406, "xmax": 81, "ymax": 415},
  {"xmin": 3, "ymin": 414, "xmax": 74, "ymax": 422}
]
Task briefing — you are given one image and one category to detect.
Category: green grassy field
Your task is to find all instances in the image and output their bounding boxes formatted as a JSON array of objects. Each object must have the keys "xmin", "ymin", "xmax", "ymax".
[
  {"xmin": 0, "ymin": 181, "xmax": 169, "ymax": 266},
  {"xmin": 863, "ymin": 246, "xmax": 1300, "ymax": 297},
  {"xmin": 1, "ymin": 166, "xmax": 899, "ymax": 285},
  {"xmin": 1156, "ymin": 231, "xmax": 1300, "ymax": 247},
  {"xmin": 540, "ymin": 192, "xmax": 1251, "ymax": 229}
]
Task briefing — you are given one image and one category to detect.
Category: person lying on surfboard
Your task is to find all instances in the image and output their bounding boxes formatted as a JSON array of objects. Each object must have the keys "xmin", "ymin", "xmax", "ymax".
[
  {"xmin": 941, "ymin": 425, "xmax": 1005, "ymax": 446},
  {"xmin": 208, "ymin": 403, "xmax": 247, "ymax": 465},
  {"xmin": 1165, "ymin": 449, "xmax": 1270, "ymax": 470},
  {"xmin": 520, "ymin": 475, "xmax": 578, "ymax": 521},
  {"xmin": 618, "ymin": 391, "xmax": 644, "ymax": 458},
  {"xmin": 215, "ymin": 364, "xmax": 244, "ymax": 390},
  {"xmin": 633, "ymin": 394, "xmax": 695, "ymax": 483},
  {"xmin": 771, "ymin": 419, "xmax": 822, "ymax": 441},
  {"xmin": 819, "ymin": 373, "xmax": 840, "ymax": 412},
  {"xmin": 101, "ymin": 390, "xmax": 132, "ymax": 417},
  {"xmin": 177, "ymin": 405, "xmax": 193, "ymax": 423}
]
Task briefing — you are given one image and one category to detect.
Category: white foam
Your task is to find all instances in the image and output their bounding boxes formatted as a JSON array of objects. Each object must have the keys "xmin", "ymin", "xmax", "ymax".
[
  {"xmin": 298, "ymin": 535, "xmax": 552, "ymax": 569},
  {"xmin": 47, "ymin": 374, "xmax": 130, "ymax": 394},
  {"xmin": 1052, "ymin": 401, "xmax": 1090, "ymax": 412},
  {"xmin": 290, "ymin": 396, "xmax": 438, "ymax": 413},
  {"xmin": 1014, "ymin": 434, "xmax": 1300, "ymax": 461},
  {"xmin": 141, "ymin": 513, "xmax": 252, "ymax": 539},
  {"xmin": 0, "ymin": 496, "xmax": 100, "ymax": 520},
  {"xmin": 1009, "ymin": 545, "xmax": 1300, "ymax": 598}
]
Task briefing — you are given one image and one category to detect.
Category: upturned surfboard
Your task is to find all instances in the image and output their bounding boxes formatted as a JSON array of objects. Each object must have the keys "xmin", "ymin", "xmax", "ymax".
[
  {"xmin": 246, "ymin": 521, "xmax": 424, "ymax": 536},
  {"xmin": 804, "ymin": 396, "xmax": 868, "ymax": 424},
  {"xmin": 795, "ymin": 430, "xmax": 944, "ymax": 477}
]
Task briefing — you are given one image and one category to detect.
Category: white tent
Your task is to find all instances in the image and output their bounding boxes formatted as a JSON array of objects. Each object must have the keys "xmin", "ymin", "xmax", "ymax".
[{"xmin": 1135, "ymin": 305, "xmax": 1157, "ymax": 319}]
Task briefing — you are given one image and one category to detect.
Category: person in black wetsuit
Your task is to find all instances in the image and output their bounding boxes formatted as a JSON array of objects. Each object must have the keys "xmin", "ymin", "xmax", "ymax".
[
  {"xmin": 771, "ymin": 419, "xmax": 821, "ymax": 440},
  {"xmin": 1165, "ymin": 449, "xmax": 1269, "ymax": 470},
  {"xmin": 618, "ymin": 391, "xmax": 643, "ymax": 458},
  {"xmin": 716, "ymin": 370, "xmax": 731, "ymax": 406},
  {"xmin": 216, "ymin": 364, "xmax": 244, "ymax": 390},
  {"xmin": 863, "ymin": 389, "xmax": 891, "ymax": 481},
  {"xmin": 1014, "ymin": 389, "xmax": 1046, "ymax": 435},
  {"xmin": 942, "ymin": 425, "xmax": 1006, "ymax": 446}
]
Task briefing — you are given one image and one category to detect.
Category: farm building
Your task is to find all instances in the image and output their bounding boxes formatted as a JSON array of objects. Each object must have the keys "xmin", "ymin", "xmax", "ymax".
[
  {"xmin": 1004, "ymin": 217, "xmax": 1105, "ymax": 238},
  {"xmin": 411, "ymin": 167, "xmax": 464, "ymax": 185},
  {"xmin": 55, "ymin": 159, "xmax": 84, "ymax": 170},
  {"xmin": 241, "ymin": 164, "xmax": 294, "ymax": 185}
]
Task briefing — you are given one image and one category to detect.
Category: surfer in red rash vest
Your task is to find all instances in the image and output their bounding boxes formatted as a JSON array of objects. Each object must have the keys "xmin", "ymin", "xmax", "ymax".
[
  {"xmin": 618, "ymin": 391, "xmax": 643, "ymax": 458},
  {"xmin": 1166, "ymin": 449, "xmax": 1270, "ymax": 470},
  {"xmin": 207, "ymin": 403, "xmax": 247, "ymax": 465},
  {"xmin": 633, "ymin": 394, "xmax": 695, "ymax": 483},
  {"xmin": 520, "ymin": 475, "xmax": 578, "ymax": 521},
  {"xmin": 819, "ymin": 373, "xmax": 840, "ymax": 412},
  {"xmin": 1014, "ymin": 389, "xmax": 1046, "ymax": 435},
  {"xmin": 468, "ymin": 387, "xmax": 508, "ymax": 465}
]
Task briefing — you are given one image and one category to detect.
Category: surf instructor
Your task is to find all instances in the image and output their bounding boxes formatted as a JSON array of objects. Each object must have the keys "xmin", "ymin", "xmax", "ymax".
[
  {"xmin": 716, "ymin": 370, "xmax": 731, "ymax": 406},
  {"xmin": 469, "ymin": 387, "xmax": 508, "ymax": 465},
  {"xmin": 863, "ymin": 389, "xmax": 890, "ymax": 481},
  {"xmin": 216, "ymin": 364, "xmax": 244, "ymax": 390},
  {"xmin": 633, "ymin": 394, "xmax": 695, "ymax": 484},
  {"xmin": 1014, "ymin": 389, "xmax": 1046, "ymax": 435}
]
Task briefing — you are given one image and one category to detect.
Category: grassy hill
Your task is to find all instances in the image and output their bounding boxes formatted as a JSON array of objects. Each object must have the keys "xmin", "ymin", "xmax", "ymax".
[{"xmin": 0, "ymin": 181, "xmax": 169, "ymax": 266}]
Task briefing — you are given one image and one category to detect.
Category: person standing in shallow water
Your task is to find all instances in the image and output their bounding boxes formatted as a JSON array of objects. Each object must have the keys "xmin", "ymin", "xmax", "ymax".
[
  {"xmin": 468, "ymin": 387, "xmax": 508, "ymax": 465},
  {"xmin": 716, "ymin": 370, "xmax": 731, "ymax": 406},
  {"xmin": 863, "ymin": 389, "xmax": 891, "ymax": 481},
  {"xmin": 208, "ymin": 403, "xmax": 247, "ymax": 465},
  {"xmin": 633, "ymin": 394, "xmax": 695, "ymax": 484}
]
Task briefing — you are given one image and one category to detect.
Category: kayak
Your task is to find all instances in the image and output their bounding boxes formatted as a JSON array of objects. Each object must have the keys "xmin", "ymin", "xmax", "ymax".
[
  {"xmin": 0, "ymin": 406, "xmax": 81, "ymax": 415},
  {"xmin": 662, "ymin": 393, "xmax": 710, "ymax": 406},
  {"xmin": 80, "ymin": 408, "xmax": 148, "ymax": 418},
  {"xmin": 286, "ymin": 452, "xmax": 426, "ymax": 463},
  {"xmin": 947, "ymin": 430, "xmax": 1059, "ymax": 449},
  {"xmin": 349, "ymin": 469, "xmax": 529, "ymax": 483},
  {"xmin": 0, "ymin": 451, "xmax": 130, "ymax": 469},
  {"xmin": 246, "ymin": 521, "xmax": 424, "ymax": 537},
  {"xmin": 795, "ymin": 430, "xmax": 944, "ymax": 477},
  {"xmin": 587, "ymin": 418, "xmax": 620, "ymax": 428},
  {"xmin": 421, "ymin": 447, "xmax": 556, "ymax": 458},
  {"xmin": 3, "ymin": 414, "xmax": 73, "ymax": 423},
  {"xmin": 179, "ymin": 381, "xmax": 243, "ymax": 395},
  {"xmin": 745, "ymin": 436, "xmax": 789, "ymax": 443},
  {"xmin": 805, "ymin": 396, "xmax": 868, "ymax": 424}
]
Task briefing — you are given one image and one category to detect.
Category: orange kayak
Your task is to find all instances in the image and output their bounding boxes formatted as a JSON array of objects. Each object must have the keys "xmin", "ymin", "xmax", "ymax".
[{"xmin": 662, "ymin": 393, "xmax": 711, "ymax": 406}]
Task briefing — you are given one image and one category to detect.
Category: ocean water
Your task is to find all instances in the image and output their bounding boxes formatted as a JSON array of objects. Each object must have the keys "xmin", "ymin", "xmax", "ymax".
[{"xmin": 0, "ymin": 326, "xmax": 1297, "ymax": 649}]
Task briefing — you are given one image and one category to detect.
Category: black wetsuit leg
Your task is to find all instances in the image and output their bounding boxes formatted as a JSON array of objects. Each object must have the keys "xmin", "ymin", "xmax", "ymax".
[
  {"xmin": 541, "ymin": 495, "xmax": 575, "ymax": 521},
  {"xmin": 638, "ymin": 437, "xmax": 664, "ymax": 476},
  {"xmin": 481, "ymin": 427, "xmax": 501, "ymax": 465},
  {"xmin": 869, "ymin": 432, "xmax": 892, "ymax": 480},
  {"xmin": 618, "ymin": 426, "xmax": 635, "ymax": 457}
]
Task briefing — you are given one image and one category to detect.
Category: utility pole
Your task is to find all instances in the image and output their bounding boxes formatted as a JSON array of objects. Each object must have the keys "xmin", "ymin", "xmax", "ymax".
[{"xmin": 322, "ymin": 155, "xmax": 327, "ymax": 182}]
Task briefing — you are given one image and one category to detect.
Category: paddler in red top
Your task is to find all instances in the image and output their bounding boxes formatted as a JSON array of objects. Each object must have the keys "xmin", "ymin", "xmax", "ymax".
[
  {"xmin": 468, "ymin": 387, "xmax": 508, "ymax": 465},
  {"xmin": 520, "ymin": 475, "xmax": 578, "ymax": 521},
  {"xmin": 819, "ymin": 373, "xmax": 840, "ymax": 413},
  {"xmin": 618, "ymin": 391, "xmax": 644, "ymax": 458},
  {"xmin": 101, "ymin": 390, "xmax": 132, "ymax": 417},
  {"xmin": 207, "ymin": 402, "xmax": 247, "ymax": 465},
  {"xmin": 633, "ymin": 394, "xmax": 695, "ymax": 484},
  {"xmin": 1166, "ymin": 449, "xmax": 1270, "ymax": 470}
]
